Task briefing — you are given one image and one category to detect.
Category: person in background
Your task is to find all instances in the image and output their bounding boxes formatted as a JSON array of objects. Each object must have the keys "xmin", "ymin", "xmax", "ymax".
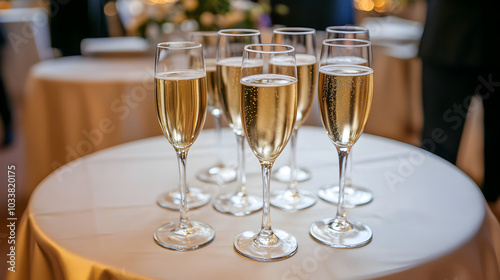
[
  {"xmin": 50, "ymin": 0, "xmax": 109, "ymax": 56},
  {"xmin": 0, "ymin": 24, "xmax": 13, "ymax": 146},
  {"xmin": 419, "ymin": 0, "xmax": 500, "ymax": 211}
]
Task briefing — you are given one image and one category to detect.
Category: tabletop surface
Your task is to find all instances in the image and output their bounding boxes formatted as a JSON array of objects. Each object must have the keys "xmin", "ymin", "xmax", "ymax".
[
  {"xmin": 23, "ymin": 127, "xmax": 497, "ymax": 279},
  {"xmin": 30, "ymin": 55, "xmax": 154, "ymax": 82}
]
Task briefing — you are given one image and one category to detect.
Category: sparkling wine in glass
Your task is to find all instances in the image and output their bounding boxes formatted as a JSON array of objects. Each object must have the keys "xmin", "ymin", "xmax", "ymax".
[
  {"xmin": 191, "ymin": 31, "xmax": 237, "ymax": 185},
  {"xmin": 212, "ymin": 29, "xmax": 263, "ymax": 216},
  {"xmin": 154, "ymin": 42, "xmax": 215, "ymax": 250},
  {"xmin": 234, "ymin": 44, "xmax": 298, "ymax": 261},
  {"xmin": 310, "ymin": 39, "xmax": 373, "ymax": 248},
  {"xmin": 318, "ymin": 25, "xmax": 373, "ymax": 207},
  {"xmin": 155, "ymin": 33, "xmax": 218, "ymax": 211},
  {"xmin": 270, "ymin": 27, "xmax": 318, "ymax": 210}
]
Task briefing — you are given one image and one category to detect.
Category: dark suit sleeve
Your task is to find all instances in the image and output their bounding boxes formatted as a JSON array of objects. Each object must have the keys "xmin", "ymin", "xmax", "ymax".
[{"xmin": 418, "ymin": 0, "xmax": 500, "ymax": 68}]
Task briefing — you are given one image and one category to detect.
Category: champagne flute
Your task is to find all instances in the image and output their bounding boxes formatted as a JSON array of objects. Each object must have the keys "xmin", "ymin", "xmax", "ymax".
[
  {"xmin": 213, "ymin": 29, "xmax": 263, "ymax": 216},
  {"xmin": 156, "ymin": 36, "xmax": 213, "ymax": 210},
  {"xmin": 154, "ymin": 42, "xmax": 215, "ymax": 250},
  {"xmin": 235, "ymin": 44, "xmax": 298, "ymax": 261},
  {"xmin": 192, "ymin": 31, "xmax": 237, "ymax": 184},
  {"xmin": 310, "ymin": 39, "xmax": 373, "ymax": 248},
  {"xmin": 270, "ymin": 27, "xmax": 318, "ymax": 210},
  {"xmin": 157, "ymin": 33, "xmax": 238, "ymax": 210},
  {"xmin": 318, "ymin": 25, "xmax": 373, "ymax": 207}
]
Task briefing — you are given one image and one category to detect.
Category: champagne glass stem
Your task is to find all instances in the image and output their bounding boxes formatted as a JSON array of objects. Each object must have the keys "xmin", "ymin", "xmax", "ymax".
[
  {"xmin": 288, "ymin": 128, "xmax": 299, "ymax": 192},
  {"xmin": 214, "ymin": 111, "xmax": 223, "ymax": 161},
  {"xmin": 333, "ymin": 148, "xmax": 350, "ymax": 230},
  {"xmin": 176, "ymin": 149, "xmax": 192, "ymax": 229},
  {"xmin": 345, "ymin": 148, "xmax": 353, "ymax": 187},
  {"xmin": 257, "ymin": 162, "xmax": 277, "ymax": 245},
  {"xmin": 310, "ymin": 146, "xmax": 371, "ymax": 248},
  {"xmin": 236, "ymin": 134, "xmax": 247, "ymax": 196}
]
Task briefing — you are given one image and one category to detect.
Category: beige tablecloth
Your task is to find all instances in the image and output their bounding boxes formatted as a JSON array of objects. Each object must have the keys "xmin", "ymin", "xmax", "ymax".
[
  {"xmin": 9, "ymin": 127, "xmax": 500, "ymax": 279},
  {"xmin": 23, "ymin": 55, "xmax": 163, "ymax": 195}
]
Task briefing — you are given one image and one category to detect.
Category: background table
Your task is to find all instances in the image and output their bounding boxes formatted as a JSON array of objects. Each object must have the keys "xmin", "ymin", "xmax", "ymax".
[
  {"xmin": 22, "ymin": 55, "xmax": 163, "ymax": 194},
  {"xmin": 9, "ymin": 127, "xmax": 500, "ymax": 279}
]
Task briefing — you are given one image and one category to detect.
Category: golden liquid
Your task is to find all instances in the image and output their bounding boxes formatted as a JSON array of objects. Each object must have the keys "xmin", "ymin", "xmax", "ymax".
[
  {"xmin": 318, "ymin": 65, "xmax": 373, "ymax": 148},
  {"xmin": 155, "ymin": 71, "xmax": 207, "ymax": 150},
  {"xmin": 295, "ymin": 54, "xmax": 317, "ymax": 127},
  {"xmin": 217, "ymin": 57, "xmax": 262, "ymax": 135},
  {"xmin": 270, "ymin": 54, "xmax": 317, "ymax": 128},
  {"xmin": 205, "ymin": 59, "xmax": 220, "ymax": 115},
  {"xmin": 241, "ymin": 74, "xmax": 297, "ymax": 162}
]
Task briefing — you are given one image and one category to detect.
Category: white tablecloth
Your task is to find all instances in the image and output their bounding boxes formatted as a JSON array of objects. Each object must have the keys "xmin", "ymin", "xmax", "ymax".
[{"xmin": 10, "ymin": 127, "xmax": 500, "ymax": 279}]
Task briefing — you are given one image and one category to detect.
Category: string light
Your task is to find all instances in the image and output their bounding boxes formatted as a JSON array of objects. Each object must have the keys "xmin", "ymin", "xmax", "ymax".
[
  {"xmin": 143, "ymin": 0, "xmax": 177, "ymax": 5},
  {"xmin": 354, "ymin": 0, "xmax": 401, "ymax": 13}
]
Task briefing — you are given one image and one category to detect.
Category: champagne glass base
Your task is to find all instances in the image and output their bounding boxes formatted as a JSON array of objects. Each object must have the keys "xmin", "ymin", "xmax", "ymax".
[
  {"xmin": 234, "ymin": 229, "xmax": 298, "ymax": 261},
  {"xmin": 213, "ymin": 193, "xmax": 262, "ymax": 216},
  {"xmin": 196, "ymin": 164, "xmax": 237, "ymax": 184},
  {"xmin": 318, "ymin": 184, "xmax": 373, "ymax": 208},
  {"xmin": 270, "ymin": 189, "xmax": 317, "ymax": 210},
  {"xmin": 157, "ymin": 187, "xmax": 211, "ymax": 210},
  {"xmin": 154, "ymin": 221, "xmax": 215, "ymax": 251},
  {"xmin": 310, "ymin": 218, "xmax": 372, "ymax": 248},
  {"xmin": 272, "ymin": 165, "xmax": 311, "ymax": 183}
]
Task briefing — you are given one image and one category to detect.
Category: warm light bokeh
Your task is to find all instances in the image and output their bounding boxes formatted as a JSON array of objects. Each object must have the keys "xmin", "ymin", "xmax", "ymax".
[{"xmin": 354, "ymin": 0, "xmax": 404, "ymax": 13}]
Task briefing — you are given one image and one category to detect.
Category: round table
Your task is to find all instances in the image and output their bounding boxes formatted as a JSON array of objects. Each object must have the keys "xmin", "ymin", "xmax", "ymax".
[
  {"xmin": 23, "ymin": 55, "xmax": 163, "ymax": 194},
  {"xmin": 10, "ymin": 127, "xmax": 500, "ymax": 279}
]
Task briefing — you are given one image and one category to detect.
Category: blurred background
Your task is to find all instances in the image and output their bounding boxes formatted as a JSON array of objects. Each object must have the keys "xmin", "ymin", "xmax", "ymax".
[{"xmin": 0, "ymin": 0, "xmax": 489, "ymax": 271}]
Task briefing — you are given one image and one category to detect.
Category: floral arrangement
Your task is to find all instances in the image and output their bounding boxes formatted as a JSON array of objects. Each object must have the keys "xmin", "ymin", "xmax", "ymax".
[{"xmin": 126, "ymin": 0, "xmax": 271, "ymax": 38}]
